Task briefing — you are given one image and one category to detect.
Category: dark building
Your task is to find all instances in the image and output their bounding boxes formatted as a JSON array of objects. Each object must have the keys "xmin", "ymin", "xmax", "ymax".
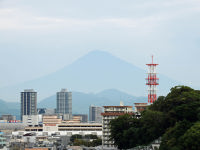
[
  {"xmin": 37, "ymin": 108, "xmax": 55, "ymax": 115},
  {"xmin": 21, "ymin": 89, "xmax": 37, "ymax": 120},
  {"xmin": 37, "ymin": 108, "xmax": 46, "ymax": 114}
]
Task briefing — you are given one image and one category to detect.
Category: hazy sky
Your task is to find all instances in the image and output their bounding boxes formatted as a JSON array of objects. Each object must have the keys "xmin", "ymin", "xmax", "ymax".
[{"xmin": 0, "ymin": 0, "xmax": 200, "ymax": 89}]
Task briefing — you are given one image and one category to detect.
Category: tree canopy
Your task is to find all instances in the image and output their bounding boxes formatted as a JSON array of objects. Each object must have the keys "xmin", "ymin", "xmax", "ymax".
[{"xmin": 109, "ymin": 86, "xmax": 200, "ymax": 150}]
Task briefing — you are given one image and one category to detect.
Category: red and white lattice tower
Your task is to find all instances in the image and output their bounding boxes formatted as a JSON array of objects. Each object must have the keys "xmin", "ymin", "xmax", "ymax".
[{"xmin": 146, "ymin": 56, "xmax": 159, "ymax": 103}]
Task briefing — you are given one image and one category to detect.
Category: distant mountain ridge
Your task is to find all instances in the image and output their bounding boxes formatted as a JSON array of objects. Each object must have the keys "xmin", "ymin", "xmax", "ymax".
[
  {"xmin": 0, "ymin": 89, "xmax": 146, "ymax": 118},
  {"xmin": 0, "ymin": 50, "xmax": 179, "ymax": 102},
  {"xmin": 38, "ymin": 89, "xmax": 147, "ymax": 114},
  {"xmin": 0, "ymin": 99, "xmax": 20, "ymax": 119}
]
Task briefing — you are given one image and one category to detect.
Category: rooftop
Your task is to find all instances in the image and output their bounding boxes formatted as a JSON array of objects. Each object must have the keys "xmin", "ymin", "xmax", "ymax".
[
  {"xmin": 23, "ymin": 89, "xmax": 35, "ymax": 92},
  {"xmin": 103, "ymin": 106, "xmax": 132, "ymax": 108}
]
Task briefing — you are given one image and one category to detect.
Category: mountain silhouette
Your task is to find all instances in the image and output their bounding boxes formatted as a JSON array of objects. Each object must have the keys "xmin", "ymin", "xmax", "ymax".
[
  {"xmin": 0, "ymin": 50, "xmax": 179, "ymax": 102},
  {"xmin": 0, "ymin": 89, "xmax": 146, "ymax": 119},
  {"xmin": 38, "ymin": 89, "xmax": 146, "ymax": 114}
]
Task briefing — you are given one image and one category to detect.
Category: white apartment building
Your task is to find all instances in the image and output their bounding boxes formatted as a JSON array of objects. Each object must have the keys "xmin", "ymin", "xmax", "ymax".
[
  {"xmin": 13, "ymin": 123, "xmax": 102, "ymax": 137},
  {"xmin": 13, "ymin": 115, "xmax": 102, "ymax": 136},
  {"xmin": 101, "ymin": 105, "xmax": 133, "ymax": 148},
  {"xmin": 23, "ymin": 115, "xmax": 42, "ymax": 126}
]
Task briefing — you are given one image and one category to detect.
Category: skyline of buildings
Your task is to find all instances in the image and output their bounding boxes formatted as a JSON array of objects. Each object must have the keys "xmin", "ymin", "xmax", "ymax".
[
  {"xmin": 9, "ymin": 72, "xmax": 149, "ymax": 149},
  {"xmin": 1, "ymin": 87, "xmax": 150, "ymax": 149},
  {"xmin": 18, "ymin": 88, "xmax": 103, "ymax": 122}
]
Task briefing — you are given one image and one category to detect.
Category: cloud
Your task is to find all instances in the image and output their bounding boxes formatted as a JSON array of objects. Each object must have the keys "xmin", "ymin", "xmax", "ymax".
[
  {"xmin": 0, "ymin": 8, "xmax": 15, "ymax": 15},
  {"xmin": 0, "ymin": 0, "xmax": 199, "ymax": 32},
  {"xmin": 35, "ymin": 17, "xmax": 65, "ymax": 23}
]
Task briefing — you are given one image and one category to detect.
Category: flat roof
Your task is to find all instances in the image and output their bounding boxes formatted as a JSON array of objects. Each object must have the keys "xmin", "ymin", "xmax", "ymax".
[
  {"xmin": 103, "ymin": 106, "xmax": 132, "ymax": 108},
  {"xmin": 101, "ymin": 112, "xmax": 134, "ymax": 116}
]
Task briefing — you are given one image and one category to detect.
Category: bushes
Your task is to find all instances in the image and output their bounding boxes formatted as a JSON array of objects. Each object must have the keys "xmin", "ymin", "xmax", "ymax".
[{"xmin": 70, "ymin": 134, "xmax": 102, "ymax": 147}]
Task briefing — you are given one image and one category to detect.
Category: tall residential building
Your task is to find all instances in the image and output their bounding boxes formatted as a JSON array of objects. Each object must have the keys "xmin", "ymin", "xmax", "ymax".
[
  {"xmin": 56, "ymin": 89, "xmax": 72, "ymax": 120},
  {"xmin": 21, "ymin": 89, "xmax": 37, "ymax": 120},
  {"xmin": 101, "ymin": 104, "xmax": 133, "ymax": 148},
  {"xmin": 89, "ymin": 105, "xmax": 102, "ymax": 123}
]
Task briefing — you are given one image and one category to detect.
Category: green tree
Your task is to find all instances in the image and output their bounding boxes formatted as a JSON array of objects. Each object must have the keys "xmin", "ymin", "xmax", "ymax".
[
  {"xmin": 70, "ymin": 134, "xmax": 83, "ymax": 143},
  {"xmin": 181, "ymin": 122, "xmax": 200, "ymax": 150},
  {"xmin": 109, "ymin": 114, "xmax": 135, "ymax": 149},
  {"xmin": 139, "ymin": 110, "xmax": 166, "ymax": 145},
  {"xmin": 109, "ymin": 86, "xmax": 200, "ymax": 149},
  {"xmin": 160, "ymin": 120, "xmax": 192, "ymax": 150}
]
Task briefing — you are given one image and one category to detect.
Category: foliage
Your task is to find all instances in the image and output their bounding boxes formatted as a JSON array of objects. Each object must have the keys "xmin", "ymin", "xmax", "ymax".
[
  {"xmin": 109, "ymin": 114, "xmax": 136, "ymax": 149},
  {"xmin": 70, "ymin": 134, "xmax": 83, "ymax": 143},
  {"xmin": 109, "ymin": 86, "xmax": 200, "ymax": 149},
  {"xmin": 159, "ymin": 120, "xmax": 192, "ymax": 150},
  {"xmin": 85, "ymin": 134, "xmax": 98, "ymax": 139},
  {"xmin": 181, "ymin": 122, "xmax": 200, "ymax": 150},
  {"xmin": 70, "ymin": 134, "xmax": 102, "ymax": 147}
]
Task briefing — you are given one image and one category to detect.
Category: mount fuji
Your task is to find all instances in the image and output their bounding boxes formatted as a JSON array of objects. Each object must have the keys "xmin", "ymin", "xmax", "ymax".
[{"xmin": 0, "ymin": 50, "xmax": 179, "ymax": 102}]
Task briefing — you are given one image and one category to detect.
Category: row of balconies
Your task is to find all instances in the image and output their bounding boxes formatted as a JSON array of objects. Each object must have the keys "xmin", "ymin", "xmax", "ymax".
[{"xmin": 58, "ymin": 129, "xmax": 102, "ymax": 131}]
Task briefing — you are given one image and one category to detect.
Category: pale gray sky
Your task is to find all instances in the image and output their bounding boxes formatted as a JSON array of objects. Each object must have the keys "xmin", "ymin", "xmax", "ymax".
[{"xmin": 0, "ymin": 0, "xmax": 200, "ymax": 88}]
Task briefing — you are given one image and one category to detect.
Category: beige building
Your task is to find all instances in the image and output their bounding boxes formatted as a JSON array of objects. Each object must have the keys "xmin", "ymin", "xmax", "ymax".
[
  {"xmin": 42, "ymin": 115, "xmax": 62, "ymax": 132},
  {"xmin": 64, "ymin": 116, "xmax": 82, "ymax": 123},
  {"xmin": 101, "ymin": 105, "xmax": 133, "ymax": 148},
  {"xmin": 43, "ymin": 115, "xmax": 62, "ymax": 125},
  {"xmin": 57, "ymin": 123, "xmax": 102, "ymax": 135},
  {"xmin": 134, "ymin": 103, "xmax": 148, "ymax": 113}
]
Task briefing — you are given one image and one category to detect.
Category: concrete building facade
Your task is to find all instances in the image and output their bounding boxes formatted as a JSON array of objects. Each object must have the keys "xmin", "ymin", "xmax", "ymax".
[
  {"xmin": 134, "ymin": 103, "xmax": 148, "ymax": 113},
  {"xmin": 89, "ymin": 105, "xmax": 102, "ymax": 123},
  {"xmin": 101, "ymin": 105, "xmax": 133, "ymax": 148},
  {"xmin": 0, "ymin": 115, "xmax": 16, "ymax": 122},
  {"xmin": 56, "ymin": 89, "xmax": 72, "ymax": 120},
  {"xmin": 21, "ymin": 89, "xmax": 37, "ymax": 120},
  {"xmin": 23, "ymin": 115, "xmax": 42, "ymax": 126},
  {"xmin": 14, "ymin": 123, "xmax": 102, "ymax": 137},
  {"xmin": 73, "ymin": 114, "xmax": 88, "ymax": 123}
]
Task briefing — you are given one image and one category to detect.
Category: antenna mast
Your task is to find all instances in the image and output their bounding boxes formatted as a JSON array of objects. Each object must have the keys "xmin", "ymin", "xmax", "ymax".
[{"xmin": 146, "ymin": 56, "xmax": 159, "ymax": 103}]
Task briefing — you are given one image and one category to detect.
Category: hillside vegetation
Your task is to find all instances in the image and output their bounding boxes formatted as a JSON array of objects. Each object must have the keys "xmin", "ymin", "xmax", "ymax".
[{"xmin": 110, "ymin": 86, "xmax": 200, "ymax": 150}]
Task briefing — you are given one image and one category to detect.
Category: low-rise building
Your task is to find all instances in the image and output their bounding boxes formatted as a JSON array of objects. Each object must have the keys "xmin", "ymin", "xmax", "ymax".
[
  {"xmin": 63, "ymin": 116, "xmax": 81, "ymax": 123},
  {"xmin": 0, "ymin": 122, "xmax": 25, "ymax": 131},
  {"xmin": 25, "ymin": 126, "xmax": 43, "ymax": 132},
  {"xmin": 0, "ymin": 114, "xmax": 16, "ymax": 122},
  {"xmin": 0, "ymin": 132, "xmax": 6, "ymax": 148},
  {"xmin": 25, "ymin": 148, "xmax": 51, "ymax": 150},
  {"xmin": 23, "ymin": 115, "xmax": 42, "ymax": 126},
  {"xmin": 43, "ymin": 115, "xmax": 62, "ymax": 125},
  {"xmin": 13, "ymin": 123, "xmax": 102, "ymax": 137},
  {"xmin": 73, "ymin": 114, "xmax": 88, "ymax": 123},
  {"xmin": 57, "ymin": 123, "xmax": 102, "ymax": 136}
]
